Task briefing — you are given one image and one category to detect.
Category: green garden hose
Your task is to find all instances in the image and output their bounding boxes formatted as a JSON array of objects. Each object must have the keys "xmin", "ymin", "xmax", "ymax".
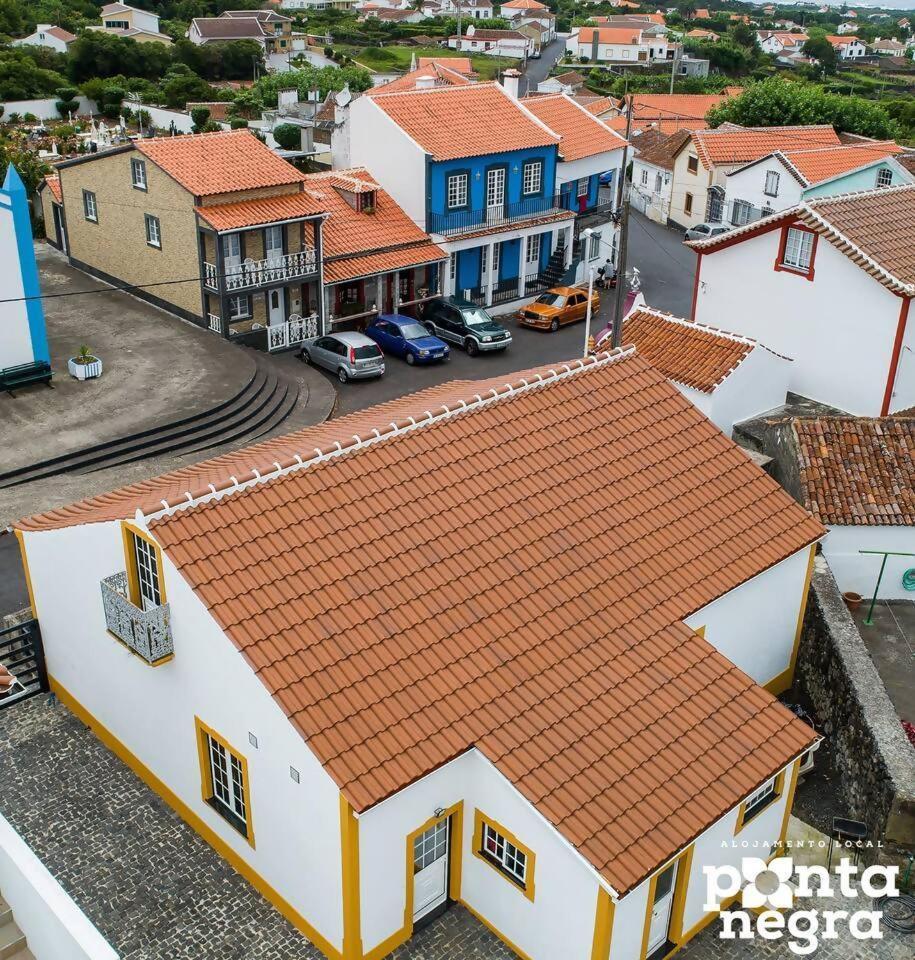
[{"xmin": 902, "ymin": 568, "xmax": 915, "ymax": 592}]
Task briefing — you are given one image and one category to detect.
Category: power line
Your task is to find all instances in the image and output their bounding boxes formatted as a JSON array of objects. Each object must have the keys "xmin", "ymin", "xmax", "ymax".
[{"xmin": 0, "ymin": 274, "xmax": 209, "ymax": 305}]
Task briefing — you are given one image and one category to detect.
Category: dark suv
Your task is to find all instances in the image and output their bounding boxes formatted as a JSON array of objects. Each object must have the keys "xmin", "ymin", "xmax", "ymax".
[{"xmin": 420, "ymin": 297, "xmax": 512, "ymax": 356}]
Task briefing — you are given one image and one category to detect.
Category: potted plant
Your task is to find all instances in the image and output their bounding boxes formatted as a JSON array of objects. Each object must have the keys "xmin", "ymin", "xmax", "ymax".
[
  {"xmin": 68, "ymin": 344, "xmax": 103, "ymax": 381},
  {"xmin": 842, "ymin": 591, "xmax": 863, "ymax": 612}
]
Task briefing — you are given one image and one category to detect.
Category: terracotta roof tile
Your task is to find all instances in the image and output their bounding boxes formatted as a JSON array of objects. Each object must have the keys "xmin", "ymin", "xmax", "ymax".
[
  {"xmin": 794, "ymin": 417, "xmax": 915, "ymax": 526},
  {"xmin": 42, "ymin": 175, "xmax": 62, "ymax": 202},
  {"xmin": 367, "ymin": 62, "xmax": 473, "ymax": 96},
  {"xmin": 619, "ymin": 307, "xmax": 770, "ymax": 392},
  {"xmin": 577, "ymin": 26, "xmax": 643, "ymax": 43},
  {"xmin": 136, "ymin": 129, "xmax": 306, "ymax": 197},
  {"xmin": 417, "ymin": 56, "xmax": 474, "ymax": 74},
  {"xmin": 194, "ymin": 191, "xmax": 322, "ymax": 231},
  {"xmin": 20, "ymin": 353, "xmax": 822, "ymax": 895},
  {"xmin": 577, "ymin": 95, "xmax": 617, "ymax": 116},
  {"xmin": 630, "ymin": 94, "xmax": 731, "ymax": 121},
  {"xmin": 779, "ymin": 142, "xmax": 904, "ymax": 186},
  {"xmin": 43, "ymin": 25, "xmax": 76, "ymax": 42},
  {"xmin": 608, "ymin": 116, "xmax": 708, "ymax": 136},
  {"xmin": 690, "ymin": 125, "xmax": 841, "ymax": 167},
  {"xmin": 522, "ymin": 94, "xmax": 626, "ymax": 162},
  {"xmin": 633, "ymin": 129, "xmax": 692, "ymax": 171}
]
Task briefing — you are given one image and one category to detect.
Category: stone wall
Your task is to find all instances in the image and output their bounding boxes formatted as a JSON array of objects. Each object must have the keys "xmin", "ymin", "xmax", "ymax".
[{"xmin": 792, "ymin": 556, "xmax": 915, "ymax": 861}]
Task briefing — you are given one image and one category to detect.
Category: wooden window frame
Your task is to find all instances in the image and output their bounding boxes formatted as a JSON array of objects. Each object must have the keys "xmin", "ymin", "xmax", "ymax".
[
  {"xmin": 522, "ymin": 159, "xmax": 543, "ymax": 197},
  {"xmin": 145, "ymin": 214, "xmax": 161, "ymax": 249},
  {"xmin": 687, "ymin": 155, "xmax": 699, "ymax": 175},
  {"xmin": 734, "ymin": 770, "xmax": 786, "ymax": 834},
  {"xmin": 446, "ymin": 170, "xmax": 470, "ymax": 211},
  {"xmin": 774, "ymin": 223, "xmax": 817, "ymax": 281},
  {"xmin": 121, "ymin": 522, "xmax": 166, "ymax": 610},
  {"xmin": 82, "ymin": 189, "xmax": 98, "ymax": 223},
  {"xmin": 684, "ymin": 192, "xmax": 693, "ymax": 216},
  {"xmin": 472, "ymin": 809, "xmax": 535, "ymax": 901},
  {"xmin": 195, "ymin": 716, "xmax": 255, "ymax": 847},
  {"xmin": 131, "ymin": 157, "xmax": 147, "ymax": 191}
]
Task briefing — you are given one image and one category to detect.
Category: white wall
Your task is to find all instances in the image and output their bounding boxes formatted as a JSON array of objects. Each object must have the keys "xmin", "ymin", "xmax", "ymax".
[
  {"xmin": 349, "ymin": 96, "xmax": 427, "ymax": 228},
  {"xmin": 694, "ymin": 228, "xmax": 901, "ymax": 415},
  {"xmin": 890, "ymin": 305, "xmax": 915, "ymax": 413},
  {"xmin": 724, "ymin": 158, "xmax": 803, "ymax": 219},
  {"xmin": 0, "ymin": 814, "xmax": 119, "ymax": 960},
  {"xmin": 708, "ymin": 343, "xmax": 791, "ymax": 436},
  {"xmin": 631, "ymin": 159, "xmax": 672, "ymax": 224},
  {"xmin": 685, "ymin": 546, "xmax": 812, "ymax": 687},
  {"xmin": 556, "ymin": 148, "xmax": 623, "ymax": 188},
  {"xmin": 0, "ymin": 202, "xmax": 33, "ymax": 369},
  {"xmin": 821, "ymin": 525, "xmax": 915, "ymax": 600},
  {"xmin": 0, "ymin": 97, "xmax": 97, "ymax": 121},
  {"xmin": 123, "ymin": 103, "xmax": 229, "ymax": 134},
  {"xmin": 21, "ymin": 521, "xmax": 346, "ymax": 955},
  {"xmin": 358, "ymin": 749, "xmax": 600, "ymax": 960}
]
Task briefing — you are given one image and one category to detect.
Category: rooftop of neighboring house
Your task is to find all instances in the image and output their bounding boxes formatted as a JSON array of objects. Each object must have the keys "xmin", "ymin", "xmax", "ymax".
[
  {"xmin": 190, "ymin": 16, "xmax": 269, "ymax": 39},
  {"xmin": 793, "ymin": 417, "xmax": 915, "ymax": 526},
  {"xmin": 18, "ymin": 349, "xmax": 822, "ymax": 898},
  {"xmin": 629, "ymin": 93, "xmax": 732, "ymax": 121},
  {"xmin": 33, "ymin": 24, "xmax": 76, "ymax": 42},
  {"xmin": 575, "ymin": 26, "xmax": 643, "ymax": 43},
  {"xmin": 368, "ymin": 62, "xmax": 473, "ymax": 95},
  {"xmin": 729, "ymin": 142, "xmax": 905, "ymax": 187},
  {"xmin": 501, "ymin": 0, "xmax": 548, "ymax": 8},
  {"xmin": 757, "ymin": 30, "xmax": 808, "ymax": 43},
  {"xmin": 688, "ymin": 124, "xmax": 842, "ymax": 167},
  {"xmin": 687, "ymin": 183, "xmax": 915, "ymax": 295},
  {"xmin": 826, "ymin": 34, "xmax": 860, "ymax": 45},
  {"xmin": 450, "ymin": 27, "xmax": 528, "ymax": 39},
  {"xmin": 521, "ymin": 94, "xmax": 627, "ymax": 162},
  {"xmin": 620, "ymin": 306, "xmax": 784, "ymax": 393},
  {"xmin": 41, "ymin": 175, "xmax": 62, "ymax": 202},
  {"xmin": 220, "ymin": 8, "xmax": 292, "ymax": 22},
  {"xmin": 364, "ymin": 8, "xmax": 416, "ymax": 19},
  {"xmin": 297, "ymin": 168, "xmax": 447, "ymax": 283},
  {"xmin": 872, "ymin": 38, "xmax": 905, "ymax": 50},
  {"xmin": 366, "ymin": 82, "xmax": 559, "ymax": 161},
  {"xmin": 607, "ymin": 115, "xmax": 708, "ymax": 136},
  {"xmin": 686, "ymin": 29, "xmax": 720, "ymax": 38},
  {"xmin": 417, "ymin": 56, "xmax": 474, "ymax": 74},
  {"xmin": 574, "ymin": 94, "xmax": 618, "ymax": 116},
  {"xmin": 632, "ymin": 128, "xmax": 693, "ymax": 171},
  {"xmin": 92, "ymin": 24, "xmax": 172, "ymax": 39},
  {"xmin": 100, "ymin": 2, "xmax": 149, "ymax": 14},
  {"xmin": 551, "ymin": 70, "xmax": 586, "ymax": 86},
  {"xmin": 134, "ymin": 129, "xmax": 307, "ymax": 197}
]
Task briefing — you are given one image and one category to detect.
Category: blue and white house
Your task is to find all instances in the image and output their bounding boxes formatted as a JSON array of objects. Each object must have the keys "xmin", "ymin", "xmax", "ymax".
[
  {"xmin": 0, "ymin": 166, "xmax": 51, "ymax": 373},
  {"xmin": 349, "ymin": 75, "xmax": 580, "ymax": 308}
]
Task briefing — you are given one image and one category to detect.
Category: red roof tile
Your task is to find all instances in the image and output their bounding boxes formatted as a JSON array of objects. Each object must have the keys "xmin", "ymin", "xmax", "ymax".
[
  {"xmin": 630, "ymin": 94, "xmax": 731, "ymax": 121},
  {"xmin": 794, "ymin": 418, "xmax": 915, "ymax": 525},
  {"xmin": 522, "ymin": 94, "xmax": 626, "ymax": 162},
  {"xmin": 42, "ymin": 175, "xmax": 62, "ymax": 202},
  {"xmin": 367, "ymin": 62, "xmax": 473, "ymax": 96},
  {"xmin": 779, "ymin": 142, "xmax": 904, "ymax": 185},
  {"xmin": 136, "ymin": 130, "xmax": 307, "ymax": 198},
  {"xmin": 194, "ymin": 192, "xmax": 323, "ymax": 231},
  {"xmin": 368, "ymin": 83, "xmax": 559, "ymax": 161},
  {"xmin": 18, "ymin": 352, "xmax": 822, "ymax": 896},
  {"xmin": 577, "ymin": 26, "xmax": 643, "ymax": 43},
  {"xmin": 417, "ymin": 56, "xmax": 474, "ymax": 74},
  {"xmin": 690, "ymin": 125, "xmax": 841, "ymax": 167}
]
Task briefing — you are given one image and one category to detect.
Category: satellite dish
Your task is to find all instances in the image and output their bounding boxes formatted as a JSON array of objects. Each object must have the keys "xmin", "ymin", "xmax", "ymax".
[{"xmin": 335, "ymin": 84, "xmax": 352, "ymax": 108}]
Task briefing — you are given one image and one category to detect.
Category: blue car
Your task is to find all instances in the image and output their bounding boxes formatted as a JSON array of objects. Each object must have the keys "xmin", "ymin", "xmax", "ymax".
[
  {"xmin": 364, "ymin": 314, "xmax": 450, "ymax": 365},
  {"xmin": 599, "ymin": 170, "xmax": 615, "ymax": 186}
]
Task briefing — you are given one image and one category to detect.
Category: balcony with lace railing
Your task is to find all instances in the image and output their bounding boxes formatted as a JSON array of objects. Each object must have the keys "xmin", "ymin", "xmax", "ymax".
[
  {"xmin": 203, "ymin": 249, "xmax": 318, "ymax": 292},
  {"xmin": 101, "ymin": 572, "xmax": 173, "ymax": 665},
  {"xmin": 427, "ymin": 194, "xmax": 569, "ymax": 238}
]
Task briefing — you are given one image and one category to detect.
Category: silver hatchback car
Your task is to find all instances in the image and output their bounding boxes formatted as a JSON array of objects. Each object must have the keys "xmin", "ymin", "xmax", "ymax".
[{"xmin": 299, "ymin": 331, "xmax": 385, "ymax": 383}]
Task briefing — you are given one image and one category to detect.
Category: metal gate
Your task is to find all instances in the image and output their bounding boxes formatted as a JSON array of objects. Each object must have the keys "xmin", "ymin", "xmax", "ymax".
[
  {"xmin": 0, "ymin": 618, "xmax": 48, "ymax": 708},
  {"xmin": 267, "ymin": 313, "xmax": 319, "ymax": 353}
]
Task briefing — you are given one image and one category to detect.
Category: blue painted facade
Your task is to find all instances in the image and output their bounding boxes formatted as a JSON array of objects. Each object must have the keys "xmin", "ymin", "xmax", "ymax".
[
  {"xmin": 802, "ymin": 159, "xmax": 913, "ymax": 200},
  {"xmin": 1, "ymin": 165, "xmax": 50, "ymax": 368},
  {"xmin": 560, "ymin": 172, "xmax": 603, "ymax": 212},
  {"xmin": 452, "ymin": 230, "xmax": 553, "ymax": 295}
]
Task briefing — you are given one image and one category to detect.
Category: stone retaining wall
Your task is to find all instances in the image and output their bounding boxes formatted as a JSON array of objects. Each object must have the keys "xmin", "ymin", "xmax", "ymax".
[{"xmin": 792, "ymin": 556, "xmax": 915, "ymax": 862}]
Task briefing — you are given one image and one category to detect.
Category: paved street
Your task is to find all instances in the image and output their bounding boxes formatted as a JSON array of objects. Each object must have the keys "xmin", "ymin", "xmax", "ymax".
[
  {"xmin": 627, "ymin": 209, "xmax": 697, "ymax": 316},
  {"xmin": 519, "ymin": 37, "xmax": 565, "ymax": 94}
]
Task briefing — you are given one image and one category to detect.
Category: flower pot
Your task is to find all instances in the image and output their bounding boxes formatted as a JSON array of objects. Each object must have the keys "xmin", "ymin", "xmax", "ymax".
[
  {"xmin": 843, "ymin": 591, "xmax": 863, "ymax": 612},
  {"xmin": 68, "ymin": 356, "xmax": 102, "ymax": 380}
]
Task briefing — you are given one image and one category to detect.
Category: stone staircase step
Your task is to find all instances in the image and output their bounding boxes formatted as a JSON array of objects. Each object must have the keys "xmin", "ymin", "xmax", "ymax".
[
  {"xmin": 0, "ymin": 900, "xmax": 10, "ymax": 927},
  {"xmin": 0, "ymin": 920, "xmax": 27, "ymax": 960}
]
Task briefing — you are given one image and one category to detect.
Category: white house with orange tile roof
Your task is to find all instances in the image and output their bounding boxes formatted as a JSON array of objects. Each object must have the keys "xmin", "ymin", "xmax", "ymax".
[
  {"xmin": 607, "ymin": 305, "xmax": 792, "ymax": 435},
  {"xmin": 826, "ymin": 34, "xmax": 867, "ymax": 58},
  {"xmin": 447, "ymin": 24, "xmax": 533, "ymax": 57},
  {"xmin": 14, "ymin": 349, "xmax": 821, "ymax": 960},
  {"xmin": 499, "ymin": 0, "xmax": 555, "ymax": 41},
  {"xmin": 755, "ymin": 30, "xmax": 808, "ymax": 55},
  {"xmin": 687, "ymin": 185, "xmax": 915, "ymax": 416},
  {"xmin": 565, "ymin": 26, "xmax": 674, "ymax": 64}
]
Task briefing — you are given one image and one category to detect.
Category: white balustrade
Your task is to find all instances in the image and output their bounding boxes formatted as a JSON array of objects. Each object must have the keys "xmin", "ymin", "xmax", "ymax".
[
  {"xmin": 267, "ymin": 313, "xmax": 319, "ymax": 352},
  {"xmin": 203, "ymin": 249, "xmax": 318, "ymax": 291}
]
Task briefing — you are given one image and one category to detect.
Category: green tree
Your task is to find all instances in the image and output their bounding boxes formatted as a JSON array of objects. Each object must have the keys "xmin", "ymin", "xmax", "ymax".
[
  {"xmin": 272, "ymin": 122, "xmax": 301, "ymax": 150},
  {"xmin": 802, "ymin": 36, "xmax": 839, "ymax": 75},
  {"xmin": 160, "ymin": 64, "xmax": 213, "ymax": 108},
  {"xmin": 0, "ymin": 51, "xmax": 67, "ymax": 99},
  {"xmin": 217, "ymin": 39, "xmax": 265, "ymax": 80},
  {"xmin": 55, "ymin": 85, "xmax": 79, "ymax": 117},
  {"xmin": 254, "ymin": 65, "xmax": 372, "ymax": 106},
  {"xmin": 707, "ymin": 77, "xmax": 898, "ymax": 139},
  {"xmin": 190, "ymin": 106, "xmax": 211, "ymax": 132},
  {"xmin": 229, "ymin": 88, "xmax": 264, "ymax": 119},
  {"xmin": 0, "ymin": 143, "xmax": 51, "ymax": 195}
]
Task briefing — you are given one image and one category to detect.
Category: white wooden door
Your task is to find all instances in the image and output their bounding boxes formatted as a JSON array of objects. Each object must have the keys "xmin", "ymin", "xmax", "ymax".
[
  {"xmin": 223, "ymin": 233, "xmax": 241, "ymax": 271},
  {"xmin": 265, "ymin": 225, "xmax": 283, "ymax": 262},
  {"xmin": 646, "ymin": 862, "xmax": 677, "ymax": 956},
  {"xmin": 412, "ymin": 820, "xmax": 449, "ymax": 923},
  {"xmin": 486, "ymin": 168, "xmax": 505, "ymax": 222},
  {"xmin": 268, "ymin": 288, "xmax": 285, "ymax": 326}
]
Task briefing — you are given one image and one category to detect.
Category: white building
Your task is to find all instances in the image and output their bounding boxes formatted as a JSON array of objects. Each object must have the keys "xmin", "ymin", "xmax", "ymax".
[
  {"xmin": 610, "ymin": 306, "xmax": 791, "ymax": 436},
  {"xmin": 15, "ymin": 348, "xmax": 822, "ymax": 960},
  {"xmin": 792, "ymin": 417, "xmax": 915, "ymax": 600},
  {"xmin": 630, "ymin": 129, "xmax": 690, "ymax": 225},
  {"xmin": 566, "ymin": 26, "xmax": 672, "ymax": 64},
  {"xmin": 11, "ymin": 24, "xmax": 76, "ymax": 54},
  {"xmin": 688, "ymin": 184, "xmax": 915, "ymax": 417},
  {"xmin": 92, "ymin": 2, "xmax": 173, "ymax": 43},
  {"xmin": 448, "ymin": 24, "xmax": 533, "ymax": 58},
  {"xmin": 500, "ymin": 0, "xmax": 556, "ymax": 41},
  {"xmin": 836, "ymin": 21, "xmax": 858, "ymax": 34},
  {"xmin": 755, "ymin": 31, "xmax": 808, "ymax": 55},
  {"xmin": 827, "ymin": 35, "xmax": 867, "ymax": 58}
]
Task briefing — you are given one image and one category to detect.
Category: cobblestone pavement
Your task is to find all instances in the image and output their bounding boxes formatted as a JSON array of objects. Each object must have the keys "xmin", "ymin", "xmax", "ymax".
[{"xmin": 0, "ymin": 698, "xmax": 909, "ymax": 960}]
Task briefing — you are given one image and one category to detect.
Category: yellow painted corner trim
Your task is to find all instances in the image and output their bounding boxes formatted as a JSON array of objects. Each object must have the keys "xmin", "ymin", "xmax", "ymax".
[
  {"xmin": 590, "ymin": 886, "xmax": 615, "ymax": 960},
  {"xmin": 194, "ymin": 715, "xmax": 255, "ymax": 849},
  {"xmin": 638, "ymin": 871, "xmax": 660, "ymax": 960},
  {"xmin": 13, "ymin": 530, "xmax": 38, "ymax": 619},
  {"xmin": 693, "ymin": 624, "xmax": 706, "ymax": 638},
  {"xmin": 458, "ymin": 898, "xmax": 534, "ymax": 960},
  {"xmin": 777, "ymin": 759, "xmax": 801, "ymax": 850},
  {"xmin": 734, "ymin": 769, "xmax": 786, "ymax": 836},
  {"xmin": 49, "ymin": 676, "xmax": 340, "ymax": 960},
  {"xmin": 762, "ymin": 666, "xmax": 793, "ymax": 697},
  {"xmin": 638, "ymin": 844, "xmax": 693, "ymax": 960},
  {"xmin": 472, "ymin": 808, "xmax": 536, "ymax": 903},
  {"xmin": 340, "ymin": 795, "xmax": 363, "ymax": 960},
  {"xmin": 121, "ymin": 521, "xmax": 167, "ymax": 607},
  {"xmin": 789, "ymin": 544, "xmax": 817, "ymax": 671}
]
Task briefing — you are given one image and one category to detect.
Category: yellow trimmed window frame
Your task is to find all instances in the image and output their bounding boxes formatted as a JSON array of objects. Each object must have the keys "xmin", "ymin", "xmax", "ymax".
[
  {"xmin": 472, "ymin": 809, "xmax": 535, "ymax": 902},
  {"xmin": 121, "ymin": 522, "xmax": 166, "ymax": 610},
  {"xmin": 195, "ymin": 717, "xmax": 255, "ymax": 848},
  {"xmin": 734, "ymin": 769, "xmax": 786, "ymax": 835}
]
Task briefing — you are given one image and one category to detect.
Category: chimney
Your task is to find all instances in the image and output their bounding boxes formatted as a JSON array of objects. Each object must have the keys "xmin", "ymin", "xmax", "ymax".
[
  {"xmin": 416, "ymin": 74, "xmax": 436, "ymax": 90},
  {"xmin": 502, "ymin": 68, "xmax": 520, "ymax": 100}
]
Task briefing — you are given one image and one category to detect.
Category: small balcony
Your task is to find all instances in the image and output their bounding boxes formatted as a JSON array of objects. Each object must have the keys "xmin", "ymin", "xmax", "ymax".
[
  {"xmin": 428, "ymin": 194, "xmax": 568, "ymax": 238},
  {"xmin": 101, "ymin": 572, "xmax": 173, "ymax": 665},
  {"xmin": 203, "ymin": 249, "xmax": 318, "ymax": 292}
]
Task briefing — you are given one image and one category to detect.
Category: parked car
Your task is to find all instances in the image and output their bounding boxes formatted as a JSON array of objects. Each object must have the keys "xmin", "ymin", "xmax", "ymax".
[
  {"xmin": 420, "ymin": 297, "xmax": 512, "ymax": 355},
  {"xmin": 298, "ymin": 331, "xmax": 384, "ymax": 383},
  {"xmin": 364, "ymin": 314, "xmax": 449, "ymax": 365},
  {"xmin": 517, "ymin": 286, "xmax": 600, "ymax": 333},
  {"xmin": 598, "ymin": 170, "xmax": 616, "ymax": 186},
  {"xmin": 684, "ymin": 222, "xmax": 731, "ymax": 242}
]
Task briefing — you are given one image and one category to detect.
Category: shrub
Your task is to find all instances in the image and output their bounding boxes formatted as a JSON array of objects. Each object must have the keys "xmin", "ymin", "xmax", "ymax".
[
  {"xmin": 190, "ymin": 106, "xmax": 211, "ymax": 132},
  {"xmin": 272, "ymin": 122, "xmax": 301, "ymax": 150},
  {"xmin": 230, "ymin": 117, "xmax": 249, "ymax": 128}
]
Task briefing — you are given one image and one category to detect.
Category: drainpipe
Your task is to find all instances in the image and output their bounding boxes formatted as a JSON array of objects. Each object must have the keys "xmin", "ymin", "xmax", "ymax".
[{"xmin": 881, "ymin": 296, "xmax": 911, "ymax": 416}]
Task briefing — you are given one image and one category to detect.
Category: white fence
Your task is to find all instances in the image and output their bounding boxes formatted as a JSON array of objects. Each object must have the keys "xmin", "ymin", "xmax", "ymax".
[
  {"xmin": 121, "ymin": 102, "xmax": 230, "ymax": 134},
  {"xmin": 0, "ymin": 97, "xmax": 97, "ymax": 121},
  {"xmin": 267, "ymin": 313, "xmax": 318, "ymax": 352},
  {"xmin": 0, "ymin": 813, "xmax": 119, "ymax": 960}
]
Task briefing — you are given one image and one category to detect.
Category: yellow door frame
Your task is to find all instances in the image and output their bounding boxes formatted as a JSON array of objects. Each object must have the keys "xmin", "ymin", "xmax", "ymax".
[{"xmin": 638, "ymin": 843, "xmax": 694, "ymax": 960}]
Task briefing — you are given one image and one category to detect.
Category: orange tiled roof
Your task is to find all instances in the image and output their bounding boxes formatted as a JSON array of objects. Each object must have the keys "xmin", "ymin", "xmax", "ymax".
[
  {"xmin": 621, "ymin": 307, "xmax": 766, "ymax": 393},
  {"xmin": 369, "ymin": 83, "xmax": 559, "ymax": 161},
  {"xmin": 303, "ymin": 168, "xmax": 447, "ymax": 283},
  {"xmin": 136, "ymin": 130, "xmax": 307, "ymax": 198},
  {"xmin": 577, "ymin": 95, "xmax": 618, "ymax": 116},
  {"xmin": 630, "ymin": 93, "xmax": 731, "ymax": 121},
  {"xmin": 577, "ymin": 26, "xmax": 643, "ymax": 43},
  {"xmin": 827, "ymin": 34, "xmax": 859, "ymax": 45},
  {"xmin": 417, "ymin": 55, "xmax": 474, "ymax": 74},
  {"xmin": 690, "ymin": 125, "xmax": 841, "ymax": 167},
  {"xmin": 522, "ymin": 94, "xmax": 626, "ymax": 162},
  {"xmin": 22, "ymin": 352, "xmax": 822, "ymax": 895},
  {"xmin": 368, "ymin": 62, "xmax": 473, "ymax": 96},
  {"xmin": 501, "ymin": 0, "xmax": 547, "ymax": 8},
  {"xmin": 42, "ymin": 175, "xmax": 62, "ymax": 202},
  {"xmin": 194, "ymin": 192, "xmax": 323, "ymax": 231},
  {"xmin": 794, "ymin": 418, "xmax": 915, "ymax": 526},
  {"xmin": 608, "ymin": 116, "xmax": 707, "ymax": 135},
  {"xmin": 779, "ymin": 142, "xmax": 904, "ymax": 185}
]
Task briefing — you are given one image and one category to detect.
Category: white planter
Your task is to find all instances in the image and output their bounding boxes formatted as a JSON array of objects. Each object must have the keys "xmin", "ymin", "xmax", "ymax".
[{"xmin": 67, "ymin": 357, "xmax": 102, "ymax": 380}]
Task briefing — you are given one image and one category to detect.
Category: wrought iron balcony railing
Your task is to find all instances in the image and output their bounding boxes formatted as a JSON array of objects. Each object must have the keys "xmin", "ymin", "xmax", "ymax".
[
  {"xmin": 203, "ymin": 249, "xmax": 318, "ymax": 292},
  {"xmin": 101, "ymin": 572, "xmax": 173, "ymax": 664},
  {"xmin": 428, "ymin": 194, "xmax": 569, "ymax": 237}
]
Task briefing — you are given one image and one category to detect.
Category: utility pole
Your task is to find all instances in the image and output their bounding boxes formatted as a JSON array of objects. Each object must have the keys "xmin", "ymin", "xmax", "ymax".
[
  {"xmin": 669, "ymin": 42, "xmax": 681, "ymax": 95},
  {"xmin": 610, "ymin": 95, "xmax": 634, "ymax": 350}
]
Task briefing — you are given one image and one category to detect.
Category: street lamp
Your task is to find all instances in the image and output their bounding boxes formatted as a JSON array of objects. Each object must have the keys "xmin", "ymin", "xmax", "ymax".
[{"xmin": 581, "ymin": 228, "xmax": 595, "ymax": 359}]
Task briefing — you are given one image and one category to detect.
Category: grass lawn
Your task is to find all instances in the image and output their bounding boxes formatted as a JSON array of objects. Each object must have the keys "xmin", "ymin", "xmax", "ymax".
[{"xmin": 337, "ymin": 44, "xmax": 518, "ymax": 80}]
